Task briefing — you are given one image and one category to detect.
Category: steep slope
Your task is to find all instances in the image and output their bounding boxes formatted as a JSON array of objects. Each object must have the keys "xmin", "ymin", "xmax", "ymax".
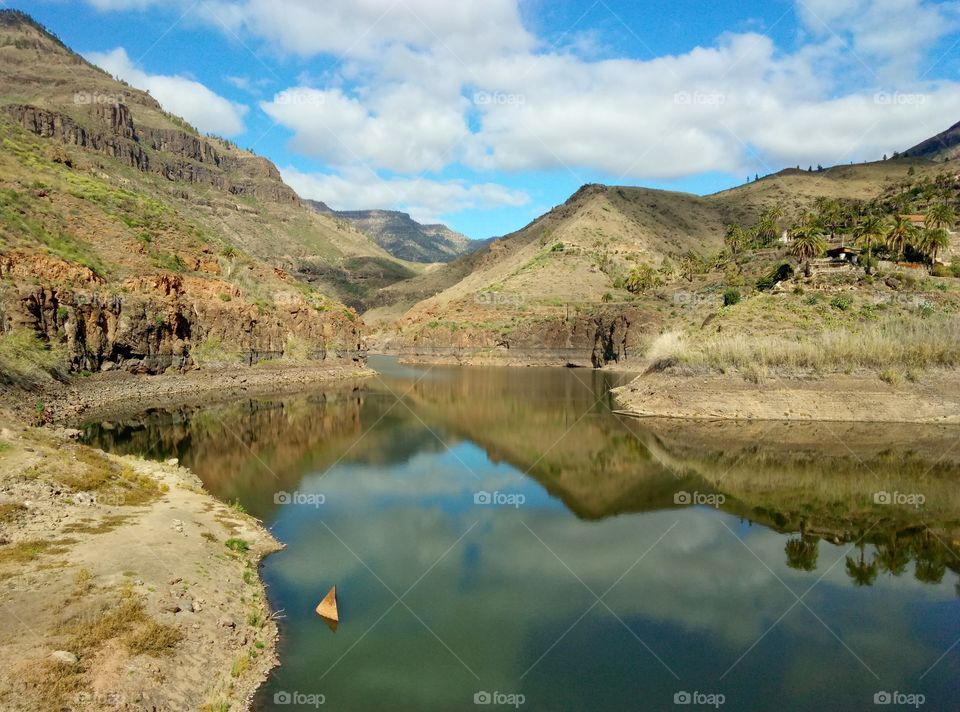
[
  {"xmin": 902, "ymin": 120, "xmax": 960, "ymax": 161},
  {"xmin": 382, "ymin": 158, "xmax": 946, "ymax": 365},
  {"xmin": 307, "ymin": 200, "xmax": 485, "ymax": 263},
  {"xmin": 0, "ymin": 11, "xmax": 415, "ymax": 315},
  {"xmin": 0, "ymin": 11, "xmax": 393, "ymax": 373}
]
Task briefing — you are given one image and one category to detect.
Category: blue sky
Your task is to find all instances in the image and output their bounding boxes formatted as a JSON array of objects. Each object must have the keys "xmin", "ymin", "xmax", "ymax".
[{"xmin": 17, "ymin": 0, "xmax": 960, "ymax": 238}]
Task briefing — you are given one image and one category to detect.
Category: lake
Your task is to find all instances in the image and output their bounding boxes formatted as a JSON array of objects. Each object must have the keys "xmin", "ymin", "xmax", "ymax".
[{"xmin": 81, "ymin": 356, "xmax": 960, "ymax": 711}]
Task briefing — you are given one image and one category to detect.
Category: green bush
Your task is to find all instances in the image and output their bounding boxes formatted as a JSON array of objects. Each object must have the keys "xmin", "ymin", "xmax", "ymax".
[
  {"xmin": 830, "ymin": 295, "xmax": 853, "ymax": 311},
  {"xmin": 0, "ymin": 329, "xmax": 67, "ymax": 385},
  {"xmin": 723, "ymin": 288, "xmax": 741, "ymax": 306}
]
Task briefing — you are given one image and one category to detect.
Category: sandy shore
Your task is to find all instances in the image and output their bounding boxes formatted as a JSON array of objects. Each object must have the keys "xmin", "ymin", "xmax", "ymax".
[
  {"xmin": 0, "ymin": 361, "xmax": 373, "ymax": 709},
  {"xmin": 612, "ymin": 369, "xmax": 960, "ymax": 423},
  {"xmin": 0, "ymin": 422, "xmax": 282, "ymax": 710}
]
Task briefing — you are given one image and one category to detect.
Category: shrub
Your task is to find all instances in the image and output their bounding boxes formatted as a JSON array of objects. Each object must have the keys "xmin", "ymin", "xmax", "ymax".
[
  {"xmin": 624, "ymin": 264, "xmax": 662, "ymax": 294},
  {"xmin": 0, "ymin": 329, "xmax": 67, "ymax": 385},
  {"xmin": 756, "ymin": 263, "xmax": 794, "ymax": 291},
  {"xmin": 830, "ymin": 295, "xmax": 853, "ymax": 311},
  {"xmin": 225, "ymin": 538, "xmax": 249, "ymax": 553},
  {"xmin": 723, "ymin": 288, "xmax": 741, "ymax": 306}
]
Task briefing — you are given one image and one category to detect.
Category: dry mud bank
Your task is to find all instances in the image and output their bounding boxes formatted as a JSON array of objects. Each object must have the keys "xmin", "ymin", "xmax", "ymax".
[{"xmin": 613, "ymin": 370, "xmax": 960, "ymax": 423}]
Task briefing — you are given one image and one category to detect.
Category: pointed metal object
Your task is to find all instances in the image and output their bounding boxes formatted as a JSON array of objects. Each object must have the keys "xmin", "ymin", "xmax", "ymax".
[{"xmin": 315, "ymin": 585, "xmax": 339, "ymax": 623}]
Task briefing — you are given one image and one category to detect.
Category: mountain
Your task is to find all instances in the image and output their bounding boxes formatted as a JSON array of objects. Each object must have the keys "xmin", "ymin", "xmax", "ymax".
[
  {"xmin": 902, "ymin": 120, "xmax": 960, "ymax": 161},
  {"xmin": 306, "ymin": 200, "xmax": 487, "ymax": 263},
  {"xmin": 376, "ymin": 158, "xmax": 949, "ymax": 364},
  {"xmin": 0, "ymin": 11, "xmax": 419, "ymax": 319},
  {"xmin": 0, "ymin": 10, "xmax": 421, "ymax": 374}
]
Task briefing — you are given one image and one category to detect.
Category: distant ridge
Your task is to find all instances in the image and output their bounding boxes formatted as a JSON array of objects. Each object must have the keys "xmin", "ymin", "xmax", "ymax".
[
  {"xmin": 307, "ymin": 200, "xmax": 488, "ymax": 263},
  {"xmin": 902, "ymin": 120, "xmax": 960, "ymax": 161}
]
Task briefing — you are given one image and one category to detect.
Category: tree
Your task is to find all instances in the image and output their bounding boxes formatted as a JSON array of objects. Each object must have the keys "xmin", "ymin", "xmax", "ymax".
[
  {"xmin": 853, "ymin": 214, "xmax": 886, "ymax": 261},
  {"xmin": 724, "ymin": 223, "xmax": 748, "ymax": 255},
  {"xmin": 925, "ymin": 202, "xmax": 956, "ymax": 232},
  {"xmin": 789, "ymin": 222, "xmax": 827, "ymax": 273},
  {"xmin": 754, "ymin": 210, "xmax": 780, "ymax": 246},
  {"xmin": 624, "ymin": 264, "xmax": 662, "ymax": 294},
  {"xmin": 885, "ymin": 214, "xmax": 920, "ymax": 261},
  {"xmin": 922, "ymin": 228, "xmax": 951, "ymax": 264}
]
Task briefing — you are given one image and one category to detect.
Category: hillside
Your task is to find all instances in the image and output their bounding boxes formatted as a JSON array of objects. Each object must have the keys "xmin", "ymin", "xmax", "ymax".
[
  {"xmin": 0, "ymin": 10, "xmax": 416, "ymax": 329},
  {"xmin": 307, "ymin": 200, "xmax": 485, "ymax": 263},
  {"xmin": 0, "ymin": 10, "xmax": 426, "ymax": 382},
  {"xmin": 903, "ymin": 120, "xmax": 960, "ymax": 161},
  {"xmin": 379, "ymin": 158, "xmax": 952, "ymax": 364}
]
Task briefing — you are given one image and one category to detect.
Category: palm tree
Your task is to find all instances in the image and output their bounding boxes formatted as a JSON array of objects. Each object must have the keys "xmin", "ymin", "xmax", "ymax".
[
  {"xmin": 724, "ymin": 223, "xmax": 748, "ymax": 255},
  {"xmin": 789, "ymin": 223, "xmax": 827, "ymax": 275},
  {"xmin": 853, "ymin": 214, "xmax": 885, "ymax": 262},
  {"xmin": 885, "ymin": 215, "xmax": 920, "ymax": 261},
  {"xmin": 845, "ymin": 543, "xmax": 878, "ymax": 587},
  {"xmin": 754, "ymin": 210, "xmax": 780, "ymax": 246},
  {"xmin": 925, "ymin": 202, "xmax": 955, "ymax": 232},
  {"xmin": 924, "ymin": 228, "xmax": 951, "ymax": 264}
]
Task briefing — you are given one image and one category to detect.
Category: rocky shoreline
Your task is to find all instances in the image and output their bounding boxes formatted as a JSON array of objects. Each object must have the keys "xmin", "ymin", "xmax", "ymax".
[
  {"xmin": 3, "ymin": 361, "xmax": 373, "ymax": 425},
  {"xmin": 612, "ymin": 369, "xmax": 960, "ymax": 423}
]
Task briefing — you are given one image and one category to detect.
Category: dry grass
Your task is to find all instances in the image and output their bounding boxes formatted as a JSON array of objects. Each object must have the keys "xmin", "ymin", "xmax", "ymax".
[
  {"xmin": 33, "ymin": 446, "xmax": 162, "ymax": 506},
  {"xmin": 653, "ymin": 315, "xmax": 960, "ymax": 373},
  {"xmin": 0, "ymin": 328, "xmax": 66, "ymax": 386}
]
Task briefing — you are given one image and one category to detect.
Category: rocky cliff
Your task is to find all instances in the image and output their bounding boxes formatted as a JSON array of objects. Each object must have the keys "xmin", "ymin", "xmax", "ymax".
[
  {"xmin": 5, "ymin": 102, "xmax": 298, "ymax": 203},
  {"xmin": 0, "ymin": 251, "xmax": 364, "ymax": 374}
]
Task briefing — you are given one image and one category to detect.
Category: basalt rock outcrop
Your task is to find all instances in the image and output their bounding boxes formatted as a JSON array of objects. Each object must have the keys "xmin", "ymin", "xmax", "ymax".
[
  {"xmin": 4, "ymin": 102, "xmax": 298, "ymax": 203},
  {"xmin": 399, "ymin": 306, "xmax": 645, "ymax": 367},
  {"xmin": 0, "ymin": 252, "xmax": 364, "ymax": 374}
]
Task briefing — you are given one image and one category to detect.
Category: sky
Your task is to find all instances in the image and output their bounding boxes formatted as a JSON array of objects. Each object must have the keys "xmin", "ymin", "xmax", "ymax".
[{"xmin": 16, "ymin": 0, "xmax": 960, "ymax": 239}]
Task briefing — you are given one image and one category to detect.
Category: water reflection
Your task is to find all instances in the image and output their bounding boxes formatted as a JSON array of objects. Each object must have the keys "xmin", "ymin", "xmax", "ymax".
[{"xmin": 79, "ymin": 357, "xmax": 960, "ymax": 711}]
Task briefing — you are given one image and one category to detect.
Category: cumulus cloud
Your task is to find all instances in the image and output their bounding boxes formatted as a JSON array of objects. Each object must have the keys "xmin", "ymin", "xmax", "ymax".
[
  {"xmin": 796, "ymin": 0, "xmax": 960, "ymax": 80},
  {"xmin": 83, "ymin": 0, "xmax": 960, "ymax": 186},
  {"xmin": 282, "ymin": 167, "xmax": 529, "ymax": 225},
  {"xmin": 84, "ymin": 48, "xmax": 249, "ymax": 136}
]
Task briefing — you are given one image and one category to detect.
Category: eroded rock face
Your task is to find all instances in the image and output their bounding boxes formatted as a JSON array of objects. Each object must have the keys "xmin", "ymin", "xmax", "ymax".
[
  {"xmin": 400, "ymin": 307, "xmax": 645, "ymax": 367},
  {"xmin": 0, "ymin": 255, "xmax": 365, "ymax": 374},
  {"xmin": 4, "ymin": 103, "xmax": 298, "ymax": 204}
]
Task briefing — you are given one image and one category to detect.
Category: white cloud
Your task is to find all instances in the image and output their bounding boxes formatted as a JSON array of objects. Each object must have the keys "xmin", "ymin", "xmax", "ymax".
[
  {"xmin": 261, "ymin": 86, "xmax": 470, "ymax": 173},
  {"xmin": 83, "ymin": 0, "xmax": 960, "ymax": 185},
  {"xmin": 796, "ymin": 0, "xmax": 960, "ymax": 80},
  {"xmin": 84, "ymin": 47, "xmax": 248, "ymax": 136},
  {"xmin": 281, "ymin": 167, "xmax": 529, "ymax": 225}
]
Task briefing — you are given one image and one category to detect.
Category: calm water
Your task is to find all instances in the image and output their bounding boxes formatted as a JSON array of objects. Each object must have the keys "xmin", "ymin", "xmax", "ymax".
[{"xmin": 81, "ymin": 357, "xmax": 960, "ymax": 711}]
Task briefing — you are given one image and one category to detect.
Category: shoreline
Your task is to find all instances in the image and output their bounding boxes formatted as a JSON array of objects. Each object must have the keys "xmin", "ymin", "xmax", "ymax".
[
  {"xmin": 2, "ymin": 360, "xmax": 374, "ymax": 425},
  {"xmin": 612, "ymin": 369, "xmax": 960, "ymax": 423},
  {"xmin": 0, "ymin": 422, "xmax": 283, "ymax": 710},
  {"xmin": 0, "ymin": 360, "xmax": 373, "ymax": 710}
]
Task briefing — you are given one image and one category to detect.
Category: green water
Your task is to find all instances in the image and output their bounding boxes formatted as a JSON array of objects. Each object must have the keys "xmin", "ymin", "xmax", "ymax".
[{"xmin": 81, "ymin": 357, "xmax": 960, "ymax": 711}]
